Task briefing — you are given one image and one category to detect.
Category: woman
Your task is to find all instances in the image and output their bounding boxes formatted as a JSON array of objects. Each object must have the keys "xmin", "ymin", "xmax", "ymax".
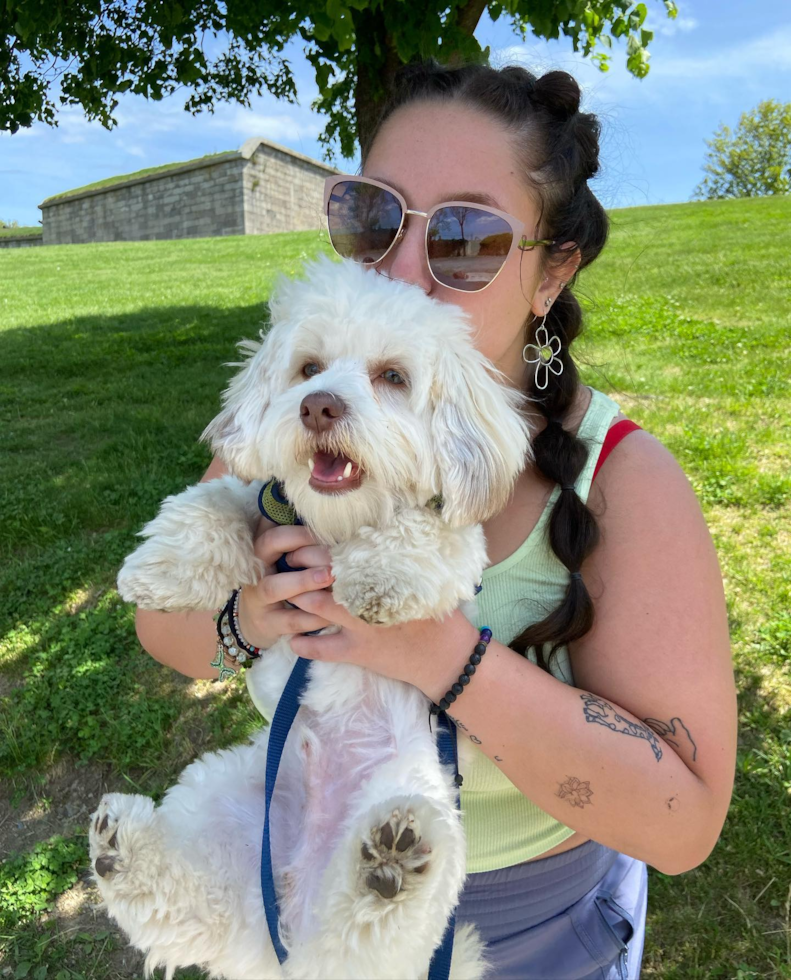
[{"xmin": 136, "ymin": 61, "xmax": 737, "ymax": 978}]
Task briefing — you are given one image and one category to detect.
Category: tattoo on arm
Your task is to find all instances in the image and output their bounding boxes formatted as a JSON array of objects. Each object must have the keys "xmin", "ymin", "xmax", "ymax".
[
  {"xmin": 579, "ymin": 693, "xmax": 663, "ymax": 762},
  {"xmin": 556, "ymin": 776, "xmax": 594, "ymax": 808},
  {"xmin": 644, "ymin": 716, "xmax": 698, "ymax": 762},
  {"xmin": 448, "ymin": 717, "xmax": 485, "ymax": 746}
]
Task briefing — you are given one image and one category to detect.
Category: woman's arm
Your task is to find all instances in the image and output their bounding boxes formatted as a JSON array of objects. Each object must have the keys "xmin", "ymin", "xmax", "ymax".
[
  {"xmin": 429, "ymin": 431, "xmax": 737, "ymax": 875},
  {"xmin": 133, "ymin": 457, "xmax": 333, "ymax": 677},
  {"xmin": 287, "ymin": 432, "xmax": 738, "ymax": 876},
  {"xmin": 133, "ymin": 455, "xmax": 240, "ymax": 678}
]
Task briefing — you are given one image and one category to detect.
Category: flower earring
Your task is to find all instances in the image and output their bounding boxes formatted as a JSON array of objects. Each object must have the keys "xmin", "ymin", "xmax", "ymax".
[{"xmin": 522, "ymin": 310, "xmax": 564, "ymax": 391}]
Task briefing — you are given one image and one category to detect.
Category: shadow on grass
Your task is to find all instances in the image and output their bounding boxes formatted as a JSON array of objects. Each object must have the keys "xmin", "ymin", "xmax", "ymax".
[
  {"xmin": 0, "ymin": 304, "xmax": 268, "ymax": 844},
  {"xmin": 0, "ymin": 301, "xmax": 272, "ymax": 576}
]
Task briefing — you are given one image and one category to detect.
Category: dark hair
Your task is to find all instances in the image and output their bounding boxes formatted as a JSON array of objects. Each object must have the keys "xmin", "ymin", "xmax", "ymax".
[{"xmin": 363, "ymin": 60, "xmax": 609, "ymax": 674}]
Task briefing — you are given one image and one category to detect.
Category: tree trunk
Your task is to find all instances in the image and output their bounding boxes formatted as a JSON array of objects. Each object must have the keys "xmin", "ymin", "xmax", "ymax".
[
  {"xmin": 352, "ymin": 0, "xmax": 488, "ymax": 156},
  {"xmin": 352, "ymin": 5, "xmax": 401, "ymax": 158}
]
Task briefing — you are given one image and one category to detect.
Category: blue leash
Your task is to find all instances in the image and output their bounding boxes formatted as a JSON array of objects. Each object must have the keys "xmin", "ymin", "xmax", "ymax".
[
  {"xmin": 257, "ymin": 477, "xmax": 463, "ymax": 976},
  {"xmin": 259, "ymin": 658, "xmax": 461, "ymax": 976}
]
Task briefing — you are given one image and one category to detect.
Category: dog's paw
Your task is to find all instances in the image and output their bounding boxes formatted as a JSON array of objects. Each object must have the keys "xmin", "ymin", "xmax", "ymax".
[
  {"xmin": 88, "ymin": 792, "xmax": 157, "ymax": 887},
  {"xmin": 117, "ymin": 543, "xmax": 263, "ymax": 612},
  {"xmin": 335, "ymin": 582, "xmax": 426, "ymax": 626},
  {"xmin": 360, "ymin": 808, "xmax": 431, "ymax": 900},
  {"xmin": 89, "ymin": 796, "xmax": 124, "ymax": 880}
]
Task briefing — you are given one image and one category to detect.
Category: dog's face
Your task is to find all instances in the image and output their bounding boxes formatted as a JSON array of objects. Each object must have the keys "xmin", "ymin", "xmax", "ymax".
[{"xmin": 202, "ymin": 256, "xmax": 531, "ymax": 542}]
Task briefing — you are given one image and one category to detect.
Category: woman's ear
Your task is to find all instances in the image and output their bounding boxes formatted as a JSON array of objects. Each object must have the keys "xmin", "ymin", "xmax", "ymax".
[
  {"xmin": 429, "ymin": 342, "xmax": 531, "ymax": 528},
  {"xmin": 530, "ymin": 242, "xmax": 581, "ymax": 320}
]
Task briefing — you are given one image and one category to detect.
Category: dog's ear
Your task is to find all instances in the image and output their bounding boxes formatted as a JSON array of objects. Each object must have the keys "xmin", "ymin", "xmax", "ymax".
[
  {"xmin": 429, "ymin": 342, "xmax": 531, "ymax": 527},
  {"xmin": 200, "ymin": 333, "xmax": 276, "ymax": 481}
]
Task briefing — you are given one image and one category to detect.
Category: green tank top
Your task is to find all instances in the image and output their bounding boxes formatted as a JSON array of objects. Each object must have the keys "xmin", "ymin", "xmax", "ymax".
[{"xmin": 460, "ymin": 387, "xmax": 622, "ymax": 873}]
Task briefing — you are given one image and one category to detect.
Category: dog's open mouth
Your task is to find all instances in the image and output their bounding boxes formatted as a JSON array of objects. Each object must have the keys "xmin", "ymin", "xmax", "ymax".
[{"xmin": 308, "ymin": 450, "xmax": 363, "ymax": 494}]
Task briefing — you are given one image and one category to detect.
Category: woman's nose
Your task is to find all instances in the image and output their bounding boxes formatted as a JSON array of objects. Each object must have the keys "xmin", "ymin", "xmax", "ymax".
[{"xmin": 379, "ymin": 217, "xmax": 433, "ymax": 294}]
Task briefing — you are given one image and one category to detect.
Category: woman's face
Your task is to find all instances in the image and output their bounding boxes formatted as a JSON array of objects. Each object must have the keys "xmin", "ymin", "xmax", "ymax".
[{"xmin": 362, "ymin": 100, "xmax": 577, "ymax": 386}]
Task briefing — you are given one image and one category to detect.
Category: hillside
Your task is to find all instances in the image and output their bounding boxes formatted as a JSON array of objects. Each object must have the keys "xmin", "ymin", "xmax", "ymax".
[{"xmin": 0, "ymin": 194, "xmax": 789, "ymax": 979}]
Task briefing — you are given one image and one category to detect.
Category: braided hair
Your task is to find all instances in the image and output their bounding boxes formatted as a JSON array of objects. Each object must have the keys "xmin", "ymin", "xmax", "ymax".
[{"xmin": 362, "ymin": 60, "xmax": 609, "ymax": 674}]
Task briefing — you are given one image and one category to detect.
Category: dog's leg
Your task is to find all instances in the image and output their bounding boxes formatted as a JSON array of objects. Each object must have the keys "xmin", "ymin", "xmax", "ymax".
[
  {"xmin": 88, "ymin": 732, "xmax": 283, "ymax": 980},
  {"xmin": 117, "ymin": 475, "xmax": 264, "ymax": 611},
  {"xmin": 283, "ymin": 678, "xmax": 483, "ymax": 980},
  {"xmin": 283, "ymin": 790, "xmax": 473, "ymax": 980},
  {"xmin": 330, "ymin": 509, "xmax": 487, "ymax": 626}
]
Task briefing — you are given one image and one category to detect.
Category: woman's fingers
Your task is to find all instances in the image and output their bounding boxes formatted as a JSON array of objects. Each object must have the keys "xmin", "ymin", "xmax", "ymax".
[
  {"xmin": 266, "ymin": 606, "xmax": 335, "ymax": 635},
  {"xmin": 288, "ymin": 587, "xmax": 359, "ymax": 629},
  {"xmin": 259, "ymin": 566, "xmax": 335, "ymax": 605},
  {"xmin": 253, "ymin": 525, "xmax": 320, "ymax": 566},
  {"xmin": 282, "ymin": 544, "xmax": 333, "ymax": 570}
]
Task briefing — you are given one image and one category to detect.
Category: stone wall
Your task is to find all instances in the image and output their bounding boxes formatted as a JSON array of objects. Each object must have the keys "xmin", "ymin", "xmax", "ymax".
[
  {"xmin": 39, "ymin": 139, "xmax": 338, "ymax": 246},
  {"xmin": 242, "ymin": 140, "xmax": 336, "ymax": 236},
  {"xmin": 40, "ymin": 155, "xmax": 246, "ymax": 246},
  {"xmin": 0, "ymin": 234, "xmax": 43, "ymax": 248}
]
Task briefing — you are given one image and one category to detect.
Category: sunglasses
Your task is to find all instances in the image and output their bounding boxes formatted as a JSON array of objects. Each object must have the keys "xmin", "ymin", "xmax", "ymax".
[{"xmin": 323, "ymin": 175, "xmax": 556, "ymax": 293}]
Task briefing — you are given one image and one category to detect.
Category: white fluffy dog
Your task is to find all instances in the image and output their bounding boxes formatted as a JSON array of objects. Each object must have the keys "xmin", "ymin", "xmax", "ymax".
[{"xmin": 90, "ymin": 256, "xmax": 531, "ymax": 979}]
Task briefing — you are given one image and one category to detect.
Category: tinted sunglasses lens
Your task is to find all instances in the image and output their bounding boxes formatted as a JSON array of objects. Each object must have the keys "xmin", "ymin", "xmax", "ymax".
[
  {"xmin": 427, "ymin": 207, "xmax": 513, "ymax": 291},
  {"xmin": 327, "ymin": 180, "xmax": 403, "ymax": 264}
]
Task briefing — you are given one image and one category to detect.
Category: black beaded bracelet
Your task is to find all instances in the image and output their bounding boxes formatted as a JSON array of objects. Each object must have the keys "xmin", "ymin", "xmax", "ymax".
[
  {"xmin": 215, "ymin": 588, "xmax": 263, "ymax": 666},
  {"xmin": 429, "ymin": 627, "xmax": 492, "ymax": 715}
]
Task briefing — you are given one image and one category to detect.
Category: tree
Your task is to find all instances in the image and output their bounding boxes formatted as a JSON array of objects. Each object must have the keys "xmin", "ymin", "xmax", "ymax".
[
  {"xmin": 1, "ymin": 0, "xmax": 680, "ymax": 157},
  {"xmin": 693, "ymin": 100, "xmax": 791, "ymax": 201}
]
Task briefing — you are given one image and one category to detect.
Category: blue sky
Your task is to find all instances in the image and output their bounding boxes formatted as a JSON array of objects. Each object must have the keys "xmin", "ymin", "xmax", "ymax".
[{"xmin": 1, "ymin": 0, "xmax": 789, "ymax": 227}]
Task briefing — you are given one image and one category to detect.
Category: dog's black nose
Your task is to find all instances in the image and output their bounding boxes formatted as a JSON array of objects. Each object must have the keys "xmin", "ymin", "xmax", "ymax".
[{"xmin": 300, "ymin": 391, "xmax": 346, "ymax": 434}]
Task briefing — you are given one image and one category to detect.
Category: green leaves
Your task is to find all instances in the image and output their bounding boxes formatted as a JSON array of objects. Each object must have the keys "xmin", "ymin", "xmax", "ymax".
[
  {"xmin": 325, "ymin": 0, "xmax": 355, "ymax": 50},
  {"xmin": 0, "ymin": 0, "xmax": 679, "ymax": 154},
  {"xmin": 0, "ymin": 836, "xmax": 87, "ymax": 929},
  {"xmin": 629, "ymin": 2, "xmax": 647, "ymax": 29},
  {"xmin": 694, "ymin": 100, "xmax": 791, "ymax": 200}
]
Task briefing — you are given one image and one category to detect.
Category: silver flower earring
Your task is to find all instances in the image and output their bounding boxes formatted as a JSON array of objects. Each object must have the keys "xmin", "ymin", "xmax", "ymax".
[{"xmin": 522, "ymin": 311, "xmax": 564, "ymax": 391}]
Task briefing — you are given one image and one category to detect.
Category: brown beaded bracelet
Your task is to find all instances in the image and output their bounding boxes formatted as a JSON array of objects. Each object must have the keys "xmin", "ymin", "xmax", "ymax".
[{"xmin": 429, "ymin": 627, "xmax": 492, "ymax": 715}]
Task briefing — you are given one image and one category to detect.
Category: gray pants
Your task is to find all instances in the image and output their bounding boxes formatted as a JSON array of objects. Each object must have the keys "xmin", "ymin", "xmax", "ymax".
[{"xmin": 455, "ymin": 839, "xmax": 648, "ymax": 979}]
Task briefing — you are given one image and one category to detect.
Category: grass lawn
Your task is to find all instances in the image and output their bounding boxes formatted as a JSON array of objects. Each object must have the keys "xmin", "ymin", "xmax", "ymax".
[
  {"xmin": 1, "ymin": 194, "xmax": 789, "ymax": 979},
  {"xmin": 40, "ymin": 152, "xmax": 238, "ymax": 204},
  {"xmin": 0, "ymin": 226, "xmax": 42, "ymax": 238}
]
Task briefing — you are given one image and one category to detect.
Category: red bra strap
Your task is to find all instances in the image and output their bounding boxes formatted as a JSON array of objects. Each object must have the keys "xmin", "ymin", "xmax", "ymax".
[{"xmin": 592, "ymin": 419, "xmax": 642, "ymax": 482}]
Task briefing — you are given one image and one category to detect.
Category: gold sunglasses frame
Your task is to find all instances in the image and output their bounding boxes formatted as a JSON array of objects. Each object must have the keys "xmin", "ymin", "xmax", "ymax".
[{"xmin": 323, "ymin": 174, "xmax": 556, "ymax": 293}]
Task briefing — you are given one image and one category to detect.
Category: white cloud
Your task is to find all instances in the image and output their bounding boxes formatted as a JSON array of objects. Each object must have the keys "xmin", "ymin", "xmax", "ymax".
[
  {"xmin": 650, "ymin": 24, "xmax": 791, "ymax": 80},
  {"xmin": 494, "ymin": 21, "xmax": 791, "ymax": 114},
  {"xmin": 116, "ymin": 139, "xmax": 146, "ymax": 158},
  {"xmin": 649, "ymin": 15, "xmax": 699, "ymax": 36},
  {"xmin": 205, "ymin": 105, "xmax": 323, "ymax": 143}
]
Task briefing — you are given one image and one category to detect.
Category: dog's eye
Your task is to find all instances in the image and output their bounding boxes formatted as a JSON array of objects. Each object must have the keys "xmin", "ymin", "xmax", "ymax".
[
  {"xmin": 302, "ymin": 363, "xmax": 321, "ymax": 378},
  {"xmin": 381, "ymin": 369, "xmax": 406, "ymax": 386}
]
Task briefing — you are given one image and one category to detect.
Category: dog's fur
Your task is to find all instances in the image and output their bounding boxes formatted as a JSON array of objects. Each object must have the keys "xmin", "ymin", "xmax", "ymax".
[{"xmin": 91, "ymin": 256, "xmax": 531, "ymax": 979}]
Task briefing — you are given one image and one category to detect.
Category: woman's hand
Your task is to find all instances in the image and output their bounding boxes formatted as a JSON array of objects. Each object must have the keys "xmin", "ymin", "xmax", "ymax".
[
  {"xmin": 287, "ymin": 587, "xmax": 481, "ymax": 702},
  {"xmin": 235, "ymin": 525, "xmax": 336, "ymax": 650}
]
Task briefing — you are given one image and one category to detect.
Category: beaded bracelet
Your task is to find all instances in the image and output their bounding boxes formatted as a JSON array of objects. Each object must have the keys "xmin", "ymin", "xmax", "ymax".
[
  {"xmin": 429, "ymin": 627, "xmax": 492, "ymax": 715},
  {"xmin": 211, "ymin": 588, "xmax": 263, "ymax": 680}
]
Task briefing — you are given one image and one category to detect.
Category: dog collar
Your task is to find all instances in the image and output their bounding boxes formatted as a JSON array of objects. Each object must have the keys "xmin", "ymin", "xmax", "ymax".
[{"xmin": 258, "ymin": 478, "xmax": 301, "ymax": 527}]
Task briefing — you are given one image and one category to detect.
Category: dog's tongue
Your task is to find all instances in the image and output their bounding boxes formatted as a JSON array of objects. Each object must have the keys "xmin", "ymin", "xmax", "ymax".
[{"xmin": 311, "ymin": 450, "xmax": 360, "ymax": 484}]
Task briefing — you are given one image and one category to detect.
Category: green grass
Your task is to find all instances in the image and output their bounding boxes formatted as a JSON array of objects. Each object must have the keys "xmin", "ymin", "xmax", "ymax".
[
  {"xmin": 0, "ymin": 225, "xmax": 41, "ymax": 237},
  {"xmin": 0, "ymin": 196, "xmax": 789, "ymax": 978},
  {"xmin": 41, "ymin": 151, "xmax": 238, "ymax": 203}
]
